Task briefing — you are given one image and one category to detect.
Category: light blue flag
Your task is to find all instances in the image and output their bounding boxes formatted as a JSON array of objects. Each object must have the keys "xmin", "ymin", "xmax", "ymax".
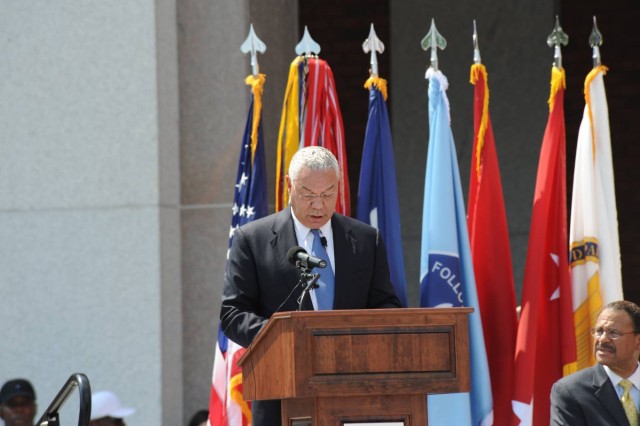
[{"xmin": 420, "ymin": 69, "xmax": 493, "ymax": 426}]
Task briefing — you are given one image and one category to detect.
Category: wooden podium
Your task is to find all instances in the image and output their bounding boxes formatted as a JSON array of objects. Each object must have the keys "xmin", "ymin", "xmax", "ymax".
[{"xmin": 238, "ymin": 307, "xmax": 472, "ymax": 425}]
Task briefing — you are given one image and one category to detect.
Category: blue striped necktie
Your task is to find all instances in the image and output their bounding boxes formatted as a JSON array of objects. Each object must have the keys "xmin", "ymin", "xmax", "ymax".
[{"xmin": 311, "ymin": 229, "xmax": 334, "ymax": 310}]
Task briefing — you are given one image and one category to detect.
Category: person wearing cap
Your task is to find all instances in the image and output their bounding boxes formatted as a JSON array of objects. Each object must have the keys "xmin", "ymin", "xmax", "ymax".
[
  {"xmin": 0, "ymin": 378, "xmax": 37, "ymax": 426},
  {"xmin": 89, "ymin": 391, "xmax": 135, "ymax": 426}
]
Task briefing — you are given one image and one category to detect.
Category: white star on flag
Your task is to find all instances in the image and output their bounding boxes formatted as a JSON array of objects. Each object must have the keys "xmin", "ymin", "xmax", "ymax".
[
  {"xmin": 549, "ymin": 252, "xmax": 560, "ymax": 300},
  {"xmin": 512, "ymin": 398, "xmax": 533, "ymax": 426},
  {"xmin": 235, "ymin": 173, "xmax": 249, "ymax": 191}
]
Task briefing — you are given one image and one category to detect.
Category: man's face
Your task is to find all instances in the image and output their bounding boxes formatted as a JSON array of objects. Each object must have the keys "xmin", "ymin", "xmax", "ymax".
[
  {"xmin": 286, "ymin": 167, "xmax": 339, "ymax": 229},
  {"xmin": 0, "ymin": 396, "xmax": 37, "ymax": 426},
  {"xmin": 594, "ymin": 308, "xmax": 640, "ymax": 377}
]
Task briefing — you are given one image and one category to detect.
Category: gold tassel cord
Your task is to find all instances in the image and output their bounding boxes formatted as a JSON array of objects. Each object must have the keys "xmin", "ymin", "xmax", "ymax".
[
  {"xmin": 245, "ymin": 73, "xmax": 266, "ymax": 164},
  {"xmin": 364, "ymin": 76, "xmax": 388, "ymax": 101},
  {"xmin": 470, "ymin": 64, "xmax": 490, "ymax": 180},
  {"xmin": 548, "ymin": 66, "xmax": 566, "ymax": 112}
]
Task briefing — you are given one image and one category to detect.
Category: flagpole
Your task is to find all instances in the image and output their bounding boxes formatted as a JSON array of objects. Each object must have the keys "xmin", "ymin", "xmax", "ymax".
[{"xmin": 209, "ymin": 24, "xmax": 268, "ymax": 426}]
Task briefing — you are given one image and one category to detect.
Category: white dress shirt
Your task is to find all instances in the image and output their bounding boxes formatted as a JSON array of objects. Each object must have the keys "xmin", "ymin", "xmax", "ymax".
[
  {"xmin": 290, "ymin": 210, "xmax": 335, "ymax": 310},
  {"xmin": 604, "ymin": 361, "xmax": 640, "ymax": 411}
]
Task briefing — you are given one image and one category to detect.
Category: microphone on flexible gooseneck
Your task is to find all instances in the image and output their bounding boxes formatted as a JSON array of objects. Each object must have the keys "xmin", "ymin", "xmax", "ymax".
[
  {"xmin": 274, "ymin": 247, "xmax": 323, "ymax": 313},
  {"xmin": 287, "ymin": 246, "xmax": 326, "ymax": 269}
]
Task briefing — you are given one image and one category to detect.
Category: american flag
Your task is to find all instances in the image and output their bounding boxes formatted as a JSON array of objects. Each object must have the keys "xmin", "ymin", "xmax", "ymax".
[{"xmin": 208, "ymin": 73, "xmax": 268, "ymax": 426}]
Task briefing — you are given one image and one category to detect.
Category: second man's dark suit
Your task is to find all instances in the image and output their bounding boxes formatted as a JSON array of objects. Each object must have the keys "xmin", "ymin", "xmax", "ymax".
[
  {"xmin": 551, "ymin": 363, "xmax": 633, "ymax": 425},
  {"xmin": 220, "ymin": 207, "xmax": 401, "ymax": 426}
]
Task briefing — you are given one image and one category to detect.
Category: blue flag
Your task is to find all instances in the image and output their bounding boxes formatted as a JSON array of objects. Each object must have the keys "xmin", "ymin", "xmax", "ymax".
[
  {"xmin": 420, "ymin": 69, "xmax": 493, "ymax": 426},
  {"xmin": 357, "ymin": 79, "xmax": 408, "ymax": 307}
]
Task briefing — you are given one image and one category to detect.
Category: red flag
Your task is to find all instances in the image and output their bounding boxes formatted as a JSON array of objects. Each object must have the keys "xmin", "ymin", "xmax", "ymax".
[
  {"xmin": 274, "ymin": 57, "xmax": 350, "ymax": 215},
  {"xmin": 468, "ymin": 64, "xmax": 518, "ymax": 426},
  {"xmin": 512, "ymin": 67, "xmax": 577, "ymax": 425},
  {"xmin": 303, "ymin": 58, "xmax": 350, "ymax": 216}
]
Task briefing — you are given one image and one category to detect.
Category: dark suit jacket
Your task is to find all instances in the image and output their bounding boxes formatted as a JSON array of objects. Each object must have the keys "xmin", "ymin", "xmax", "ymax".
[
  {"xmin": 551, "ymin": 363, "xmax": 631, "ymax": 425},
  {"xmin": 221, "ymin": 207, "xmax": 401, "ymax": 348},
  {"xmin": 220, "ymin": 208, "xmax": 401, "ymax": 426}
]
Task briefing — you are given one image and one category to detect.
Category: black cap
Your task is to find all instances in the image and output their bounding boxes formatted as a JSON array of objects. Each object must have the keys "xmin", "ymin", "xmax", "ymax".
[{"xmin": 0, "ymin": 379, "xmax": 36, "ymax": 404}]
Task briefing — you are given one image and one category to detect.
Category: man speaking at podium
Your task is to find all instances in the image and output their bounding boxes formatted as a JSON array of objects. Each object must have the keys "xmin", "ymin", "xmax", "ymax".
[{"xmin": 221, "ymin": 146, "xmax": 401, "ymax": 426}]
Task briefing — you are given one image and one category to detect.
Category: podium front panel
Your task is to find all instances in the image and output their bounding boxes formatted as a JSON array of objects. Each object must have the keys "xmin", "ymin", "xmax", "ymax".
[
  {"xmin": 240, "ymin": 308, "xmax": 471, "ymax": 401},
  {"xmin": 311, "ymin": 328, "xmax": 452, "ymax": 375}
]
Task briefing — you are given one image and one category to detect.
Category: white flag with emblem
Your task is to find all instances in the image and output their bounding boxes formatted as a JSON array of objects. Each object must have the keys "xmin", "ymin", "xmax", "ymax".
[{"xmin": 569, "ymin": 65, "xmax": 623, "ymax": 370}]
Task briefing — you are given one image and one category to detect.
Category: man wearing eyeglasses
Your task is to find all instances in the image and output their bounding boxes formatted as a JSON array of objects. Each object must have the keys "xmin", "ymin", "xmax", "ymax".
[
  {"xmin": 0, "ymin": 379, "xmax": 37, "ymax": 426},
  {"xmin": 221, "ymin": 146, "xmax": 401, "ymax": 426},
  {"xmin": 551, "ymin": 300, "xmax": 640, "ymax": 425}
]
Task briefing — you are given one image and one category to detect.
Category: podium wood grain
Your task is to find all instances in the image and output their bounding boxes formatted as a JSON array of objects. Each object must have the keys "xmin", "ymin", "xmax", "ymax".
[{"xmin": 238, "ymin": 308, "xmax": 472, "ymax": 425}]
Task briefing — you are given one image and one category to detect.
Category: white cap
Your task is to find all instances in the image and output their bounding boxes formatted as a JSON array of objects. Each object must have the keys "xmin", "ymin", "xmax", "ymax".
[{"xmin": 90, "ymin": 391, "xmax": 136, "ymax": 420}]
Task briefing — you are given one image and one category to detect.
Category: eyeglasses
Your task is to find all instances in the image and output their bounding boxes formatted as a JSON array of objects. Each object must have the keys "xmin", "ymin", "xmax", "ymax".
[
  {"xmin": 292, "ymin": 192, "xmax": 336, "ymax": 202},
  {"xmin": 590, "ymin": 327, "xmax": 639, "ymax": 340}
]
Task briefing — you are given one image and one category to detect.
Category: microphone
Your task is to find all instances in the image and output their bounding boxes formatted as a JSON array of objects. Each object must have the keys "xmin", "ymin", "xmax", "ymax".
[
  {"xmin": 287, "ymin": 246, "xmax": 327, "ymax": 269},
  {"xmin": 320, "ymin": 236, "xmax": 327, "ymax": 247}
]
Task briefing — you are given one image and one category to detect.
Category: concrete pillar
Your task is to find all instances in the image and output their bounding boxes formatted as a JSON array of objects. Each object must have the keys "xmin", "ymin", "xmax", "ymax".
[
  {"xmin": 0, "ymin": 1, "xmax": 180, "ymax": 424},
  {"xmin": 178, "ymin": 0, "xmax": 298, "ymax": 421}
]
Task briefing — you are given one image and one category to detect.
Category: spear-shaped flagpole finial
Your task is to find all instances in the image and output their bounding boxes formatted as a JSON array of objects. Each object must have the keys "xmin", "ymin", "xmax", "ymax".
[
  {"xmin": 589, "ymin": 16, "xmax": 603, "ymax": 67},
  {"xmin": 240, "ymin": 23, "xmax": 267, "ymax": 76},
  {"xmin": 473, "ymin": 20, "xmax": 482, "ymax": 65},
  {"xmin": 295, "ymin": 26, "xmax": 321, "ymax": 57},
  {"xmin": 546, "ymin": 15, "xmax": 569, "ymax": 69},
  {"xmin": 421, "ymin": 19, "xmax": 447, "ymax": 72},
  {"xmin": 363, "ymin": 23, "xmax": 385, "ymax": 76}
]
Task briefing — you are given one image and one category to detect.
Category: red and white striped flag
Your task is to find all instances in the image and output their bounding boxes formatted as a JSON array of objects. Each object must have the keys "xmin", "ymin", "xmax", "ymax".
[
  {"xmin": 209, "ymin": 335, "xmax": 251, "ymax": 426},
  {"xmin": 275, "ymin": 57, "xmax": 350, "ymax": 215},
  {"xmin": 302, "ymin": 58, "xmax": 350, "ymax": 215}
]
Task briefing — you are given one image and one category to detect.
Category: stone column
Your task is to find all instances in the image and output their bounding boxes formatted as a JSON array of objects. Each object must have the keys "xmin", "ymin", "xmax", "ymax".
[
  {"xmin": 178, "ymin": 0, "xmax": 298, "ymax": 421},
  {"xmin": 0, "ymin": 1, "xmax": 181, "ymax": 424}
]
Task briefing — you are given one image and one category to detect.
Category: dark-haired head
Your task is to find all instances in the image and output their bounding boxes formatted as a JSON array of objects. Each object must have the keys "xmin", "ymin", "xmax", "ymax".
[
  {"xmin": 187, "ymin": 409, "xmax": 209, "ymax": 426},
  {"xmin": 602, "ymin": 300, "xmax": 640, "ymax": 332}
]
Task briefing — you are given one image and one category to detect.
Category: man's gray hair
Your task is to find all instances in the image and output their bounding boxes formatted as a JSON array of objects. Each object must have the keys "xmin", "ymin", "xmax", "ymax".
[{"xmin": 288, "ymin": 146, "xmax": 340, "ymax": 183}]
